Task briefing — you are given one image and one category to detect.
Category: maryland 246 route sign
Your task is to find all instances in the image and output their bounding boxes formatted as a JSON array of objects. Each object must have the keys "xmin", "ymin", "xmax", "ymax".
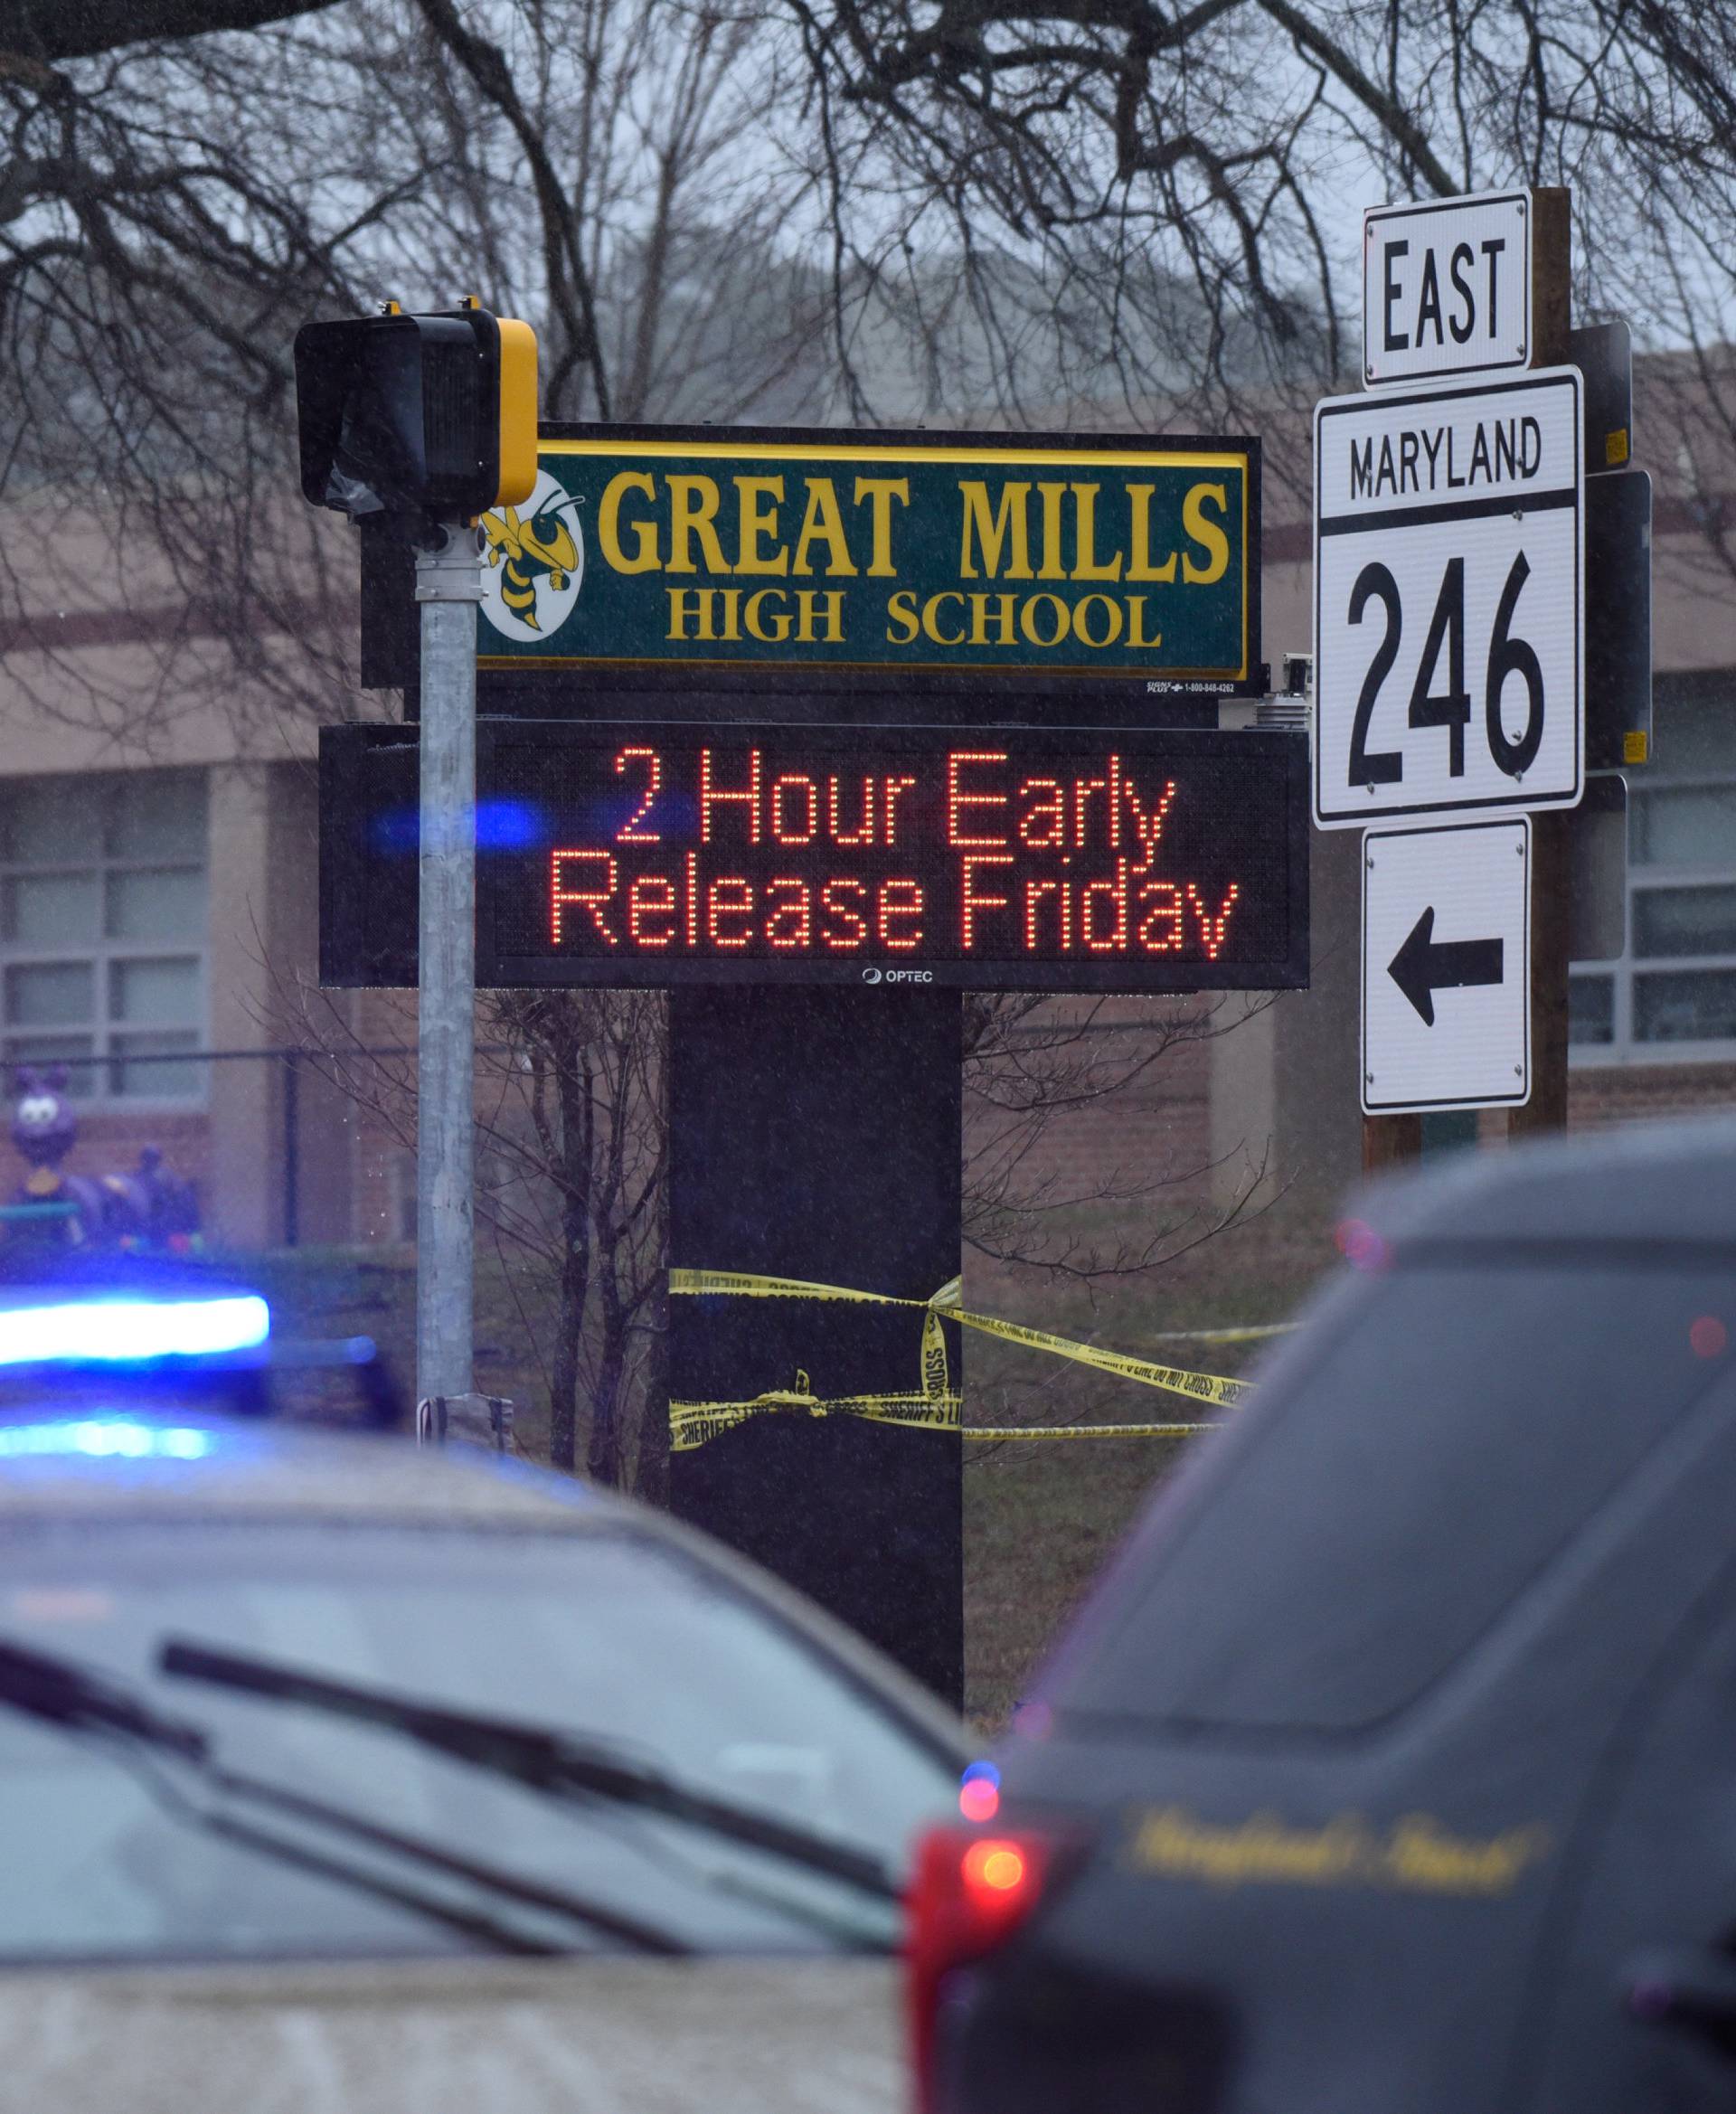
[{"xmin": 1313, "ymin": 367, "xmax": 1583, "ymax": 829}]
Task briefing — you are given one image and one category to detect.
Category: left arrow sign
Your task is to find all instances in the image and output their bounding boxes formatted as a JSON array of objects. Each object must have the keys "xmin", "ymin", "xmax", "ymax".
[
  {"xmin": 1362, "ymin": 814, "xmax": 1530, "ymax": 1115},
  {"xmin": 1387, "ymin": 906, "xmax": 1505, "ymax": 1027}
]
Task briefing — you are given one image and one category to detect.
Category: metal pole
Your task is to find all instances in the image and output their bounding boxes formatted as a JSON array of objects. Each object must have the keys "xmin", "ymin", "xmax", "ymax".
[{"xmin": 414, "ymin": 524, "xmax": 482, "ymax": 1411}]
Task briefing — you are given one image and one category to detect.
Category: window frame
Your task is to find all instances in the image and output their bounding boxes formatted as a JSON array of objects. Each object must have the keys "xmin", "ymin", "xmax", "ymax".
[
  {"xmin": 1571, "ymin": 676, "xmax": 1736, "ymax": 1068},
  {"xmin": 0, "ymin": 773, "xmax": 209, "ymax": 1111}
]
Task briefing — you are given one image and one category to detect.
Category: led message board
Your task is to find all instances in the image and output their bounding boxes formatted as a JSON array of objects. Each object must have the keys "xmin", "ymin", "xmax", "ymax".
[
  {"xmin": 319, "ymin": 722, "xmax": 1308, "ymax": 994},
  {"xmin": 460, "ymin": 424, "xmax": 1261, "ymax": 699}
]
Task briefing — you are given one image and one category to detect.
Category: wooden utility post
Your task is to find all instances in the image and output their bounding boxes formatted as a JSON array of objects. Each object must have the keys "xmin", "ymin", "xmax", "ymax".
[
  {"xmin": 1509, "ymin": 806, "xmax": 1571, "ymax": 1137},
  {"xmin": 1509, "ymin": 188, "xmax": 1573, "ymax": 1143},
  {"xmin": 1363, "ymin": 1110, "xmax": 1422, "ymax": 1178}
]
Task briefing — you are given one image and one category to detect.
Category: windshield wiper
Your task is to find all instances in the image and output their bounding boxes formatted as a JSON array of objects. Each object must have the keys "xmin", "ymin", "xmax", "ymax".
[
  {"xmin": 160, "ymin": 1636, "xmax": 901, "ymax": 1902},
  {"xmin": 0, "ymin": 1636, "xmax": 685, "ymax": 1956}
]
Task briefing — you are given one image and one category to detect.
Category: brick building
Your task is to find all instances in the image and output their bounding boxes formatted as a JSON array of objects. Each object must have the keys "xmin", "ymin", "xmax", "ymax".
[
  {"xmin": 0, "ymin": 363, "xmax": 1729, "ymax": 1250},
  {"xmin": 0, "ymin": 495, "xmax": 391, "ymax": 1247}
]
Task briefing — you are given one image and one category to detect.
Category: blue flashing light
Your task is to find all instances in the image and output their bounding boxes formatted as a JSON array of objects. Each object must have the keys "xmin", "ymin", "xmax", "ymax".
[
  {"xmin": 961, "ymin": 1760, "xmax": 1001, "ymax": 1788},
  {"xmin": 370, "ymin": 803, "xmax": 544, "ymax": 857},
  {"xmin": 0, "ymin": 1295, "xmax": 269, "ymax": 1369},
  {"xmin": 0, "ymin": 1420, "xmax": 213, "ymax": 1460},
  {"xmin": 475, "ymin": 799, "xmax": 542, "ymax": 851}
]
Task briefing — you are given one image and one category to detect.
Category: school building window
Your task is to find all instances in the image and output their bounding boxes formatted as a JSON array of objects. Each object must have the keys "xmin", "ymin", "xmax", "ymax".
[
  {"xmin": 1571, "ymin": 676, "xmax": 1736, "ymax": 1062},
  {"xmin": 0, "ymin": 771, "xmax": 208, "ymax": 1102}
]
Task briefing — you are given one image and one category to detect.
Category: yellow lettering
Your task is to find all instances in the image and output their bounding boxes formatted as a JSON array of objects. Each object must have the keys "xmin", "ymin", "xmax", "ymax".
[
  {"xmin": 734, "ymin": 476, "xmax": 788, "ymax": 575},
  {"xmin": 1019, "ymin": 593, "xmax": 1070, "ymax": 648},
  {"xmin": 599, "ymin": 470, "xmax": 660, "ymax": 573},
  {"xmin": 795, "ymin": 590, "xmax": 845, "ymax": 643},
  {"xmin": 1071, "ymin": 483, "xmax": 1122, "ymax": 580},
  {"xmin": 1127, "ymin": 484, "xmax": 1178, "ymax": 581},
  {"xmin": 1072, "ymin": 594, "xmax": 1123, "ymax": 648},
  {"xmin": 717, "ymin": 588, "xmax": 742, "ymax": 642},
  {"xmin": 854, "ymin": 478, "xmax": 910, "ymax": 578},
  {"xmin": 744, "ymin": 588, "xmax": 791, "ymax": 643},
  {"xmin": 1182, "ymin": 482, "xmax": 1231, "ymax": 584},
  {"xmin": 792, "ymin": 478, "xmax": 857, "ymax": 578},
  {"xmin": 1127, "ymin": 596, "xmax": 1163, "ymax": 649},
  {"xmin": 885, "ymin": 590, "xmax": 920, "ymax": 645},
  {"xmin": 665, "ymin": 588, "xmax": 715, "ymax": 641},
  {"xmin": 1036, "ymin": 482, "xmax": 1068, "ymax": 580},
  {"xmin": 968, "ymin": 591, "xmax": 1018, "ymax": 646},
  {"xmin": 666, "ymin": 476, "xmax": 731, "ymax": 575},
  {"xmin": 958, "ymin": 482, "xmax": 1033, "ymax": 580},
  {"xmin": 922, "ymin": 591, "xmax": 967, "ymax": 646}
]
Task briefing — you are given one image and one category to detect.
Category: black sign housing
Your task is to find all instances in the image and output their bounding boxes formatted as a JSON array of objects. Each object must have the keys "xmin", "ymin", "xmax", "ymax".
[{"xmin": 320, "ymin": 720, "xmax": 1308, "ymax": 995}]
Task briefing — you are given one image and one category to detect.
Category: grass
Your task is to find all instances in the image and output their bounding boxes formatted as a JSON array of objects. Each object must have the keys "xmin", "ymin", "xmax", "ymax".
[
  {"xmin": 218, "ymin": 1246, "xmax": 560, "ymax": 1458},
  {"xmin": 230, "ymin": 1190, "xmax": 1350, "ymax": 1734},
  {"xmin": 964, "ymin": 1431, "xmax": 1193, "ymax": 1732},
  {"xmin": 958, "ymin": 1194, "xmax": 1347, "ymax": 1728}
]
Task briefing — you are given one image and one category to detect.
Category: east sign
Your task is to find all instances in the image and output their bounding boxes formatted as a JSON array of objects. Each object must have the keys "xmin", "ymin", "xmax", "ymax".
[
  {"xmin": 1363, "ymin": 191, "xmax": 1532, "ymax": 388},
  {"xmin": 475, "ymin": 424, "xmax": 1261, "ymax": 696}
]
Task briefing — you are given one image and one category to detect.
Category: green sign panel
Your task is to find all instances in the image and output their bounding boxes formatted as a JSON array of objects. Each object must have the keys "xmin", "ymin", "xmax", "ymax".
[{"xmin": 476, "ymin": 425, "xmax": 1260, "ymax": 694}]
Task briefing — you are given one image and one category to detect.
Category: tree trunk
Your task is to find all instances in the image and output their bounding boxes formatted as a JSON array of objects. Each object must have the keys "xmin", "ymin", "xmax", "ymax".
[
  {"xmin": 549, "ymin": 1246, "xmax": 585, "ymax": 1471},
  {"xmin": 587, "ymin": 1326, "xmax": 627, "ymax": 1486},
  {"xmin": 588, "ymin": 1213, "xmax": 629, "ymax": 1486},
  {"xmin": 547, "ymin": 1023, "xmax": 594, "ymax": 1472},
  {"xmin": 632, "ymin": 1301, "xmax": 670, "ymax": 1505}
]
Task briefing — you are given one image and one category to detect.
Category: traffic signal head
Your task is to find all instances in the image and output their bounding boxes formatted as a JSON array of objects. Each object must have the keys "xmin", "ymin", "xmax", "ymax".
[{"xmin": 294, "ymin": 303, "xmax": 537, "ymax": 524}]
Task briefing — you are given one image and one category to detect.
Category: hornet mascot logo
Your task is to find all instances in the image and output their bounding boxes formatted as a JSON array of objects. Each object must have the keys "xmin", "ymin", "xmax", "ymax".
[{"xmin": 480, "ymin": 468, "xmax": 584, "ymax": 645}]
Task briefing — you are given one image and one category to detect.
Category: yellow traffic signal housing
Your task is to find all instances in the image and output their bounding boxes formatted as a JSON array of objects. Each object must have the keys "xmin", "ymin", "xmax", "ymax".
[
  {"xmin": 294, "ymin": 305, "xmax": 539, "ymax": 524},
  {"xmin": 494, "ymin": 316, "xmax": 538, "ymax": 510}
]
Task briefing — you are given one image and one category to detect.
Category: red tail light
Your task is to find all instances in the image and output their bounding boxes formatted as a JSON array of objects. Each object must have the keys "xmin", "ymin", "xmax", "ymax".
[{"xmin": 904, "ymin": 1825, "xmax": 1054, "ymax": 2113}]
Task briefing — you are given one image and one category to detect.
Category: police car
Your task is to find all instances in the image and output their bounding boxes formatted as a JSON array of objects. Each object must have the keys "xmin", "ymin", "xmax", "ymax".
[
  {"xmin": 0, "ymin": 1277, "xmax": 965, "ymax": 2112},
  {"xmin": 912, "ymin": 1118, "xmax": 1736, "ymax": 2114}
]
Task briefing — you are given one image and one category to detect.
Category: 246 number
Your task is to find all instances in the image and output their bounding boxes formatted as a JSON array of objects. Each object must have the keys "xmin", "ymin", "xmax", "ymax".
[{"xmin": 1346, "ymin": 552, "xmax": 1543, "ymax": 787}]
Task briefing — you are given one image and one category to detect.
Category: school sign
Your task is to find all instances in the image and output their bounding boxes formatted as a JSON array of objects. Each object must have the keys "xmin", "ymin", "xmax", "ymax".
[{"xmin": 476, "ymin": 425, "xmax": 1261, "ymax": 694}]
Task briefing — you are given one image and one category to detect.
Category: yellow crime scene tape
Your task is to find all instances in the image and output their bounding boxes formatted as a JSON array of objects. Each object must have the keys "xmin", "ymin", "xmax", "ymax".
[{"xmin": 667, "ymin": 1269, "xmax": 1269, "ymax": 1452}]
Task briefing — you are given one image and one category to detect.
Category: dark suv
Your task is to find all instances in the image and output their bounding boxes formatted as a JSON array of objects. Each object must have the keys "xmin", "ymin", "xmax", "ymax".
[{"xmin": 911, "ymin": 1118, "xmax": 1736, "ymax": 2113}]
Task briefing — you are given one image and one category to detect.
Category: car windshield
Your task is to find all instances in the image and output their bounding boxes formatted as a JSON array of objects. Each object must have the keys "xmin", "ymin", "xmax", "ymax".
[
  {"xmin": 0, "ymin": 1517, "xmax": 956, "ymax": 1965},
  {"xmin": 1062, "ymin": 1259, "xmax": 1736, "ymax": 1733}
]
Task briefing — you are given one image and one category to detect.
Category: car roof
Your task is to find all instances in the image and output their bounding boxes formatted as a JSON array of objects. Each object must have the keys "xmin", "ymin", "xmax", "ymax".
[
  {"xmin": 0, "ymin": 1417, "xmax": 608, "ymax": 1530},
  {"xmin": 0, "ymin": 1420, "xmax": 664, "ymax": 1539},
  {"xmin": 1358, "ymin": 1112, "xmax": 1736, "ymax": 1252},
  {"xmin": 0, "ymin": 1412, "xmax": 969, "ymax": 1751}
]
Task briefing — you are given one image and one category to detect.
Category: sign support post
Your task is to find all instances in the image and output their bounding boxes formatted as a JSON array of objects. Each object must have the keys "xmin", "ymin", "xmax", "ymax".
[
  {"xmin": 1507, "ymin": 807, "xmax": 1571, "ymax": 1138},
  {"xmin": 1508, "ymin": 189, "xmax": 1572, "ymax": 1142},
  {"xmin": 667, "ymin": 986, "xmax": 964, "ymax": 1705},
  {"xmin": 414, "ymin": 526, "xmax": 484, "ymax": 1411},
  {"xmin": 1363, "ymin": 1111, "xmax": 1421, "ymax": 1175}
]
